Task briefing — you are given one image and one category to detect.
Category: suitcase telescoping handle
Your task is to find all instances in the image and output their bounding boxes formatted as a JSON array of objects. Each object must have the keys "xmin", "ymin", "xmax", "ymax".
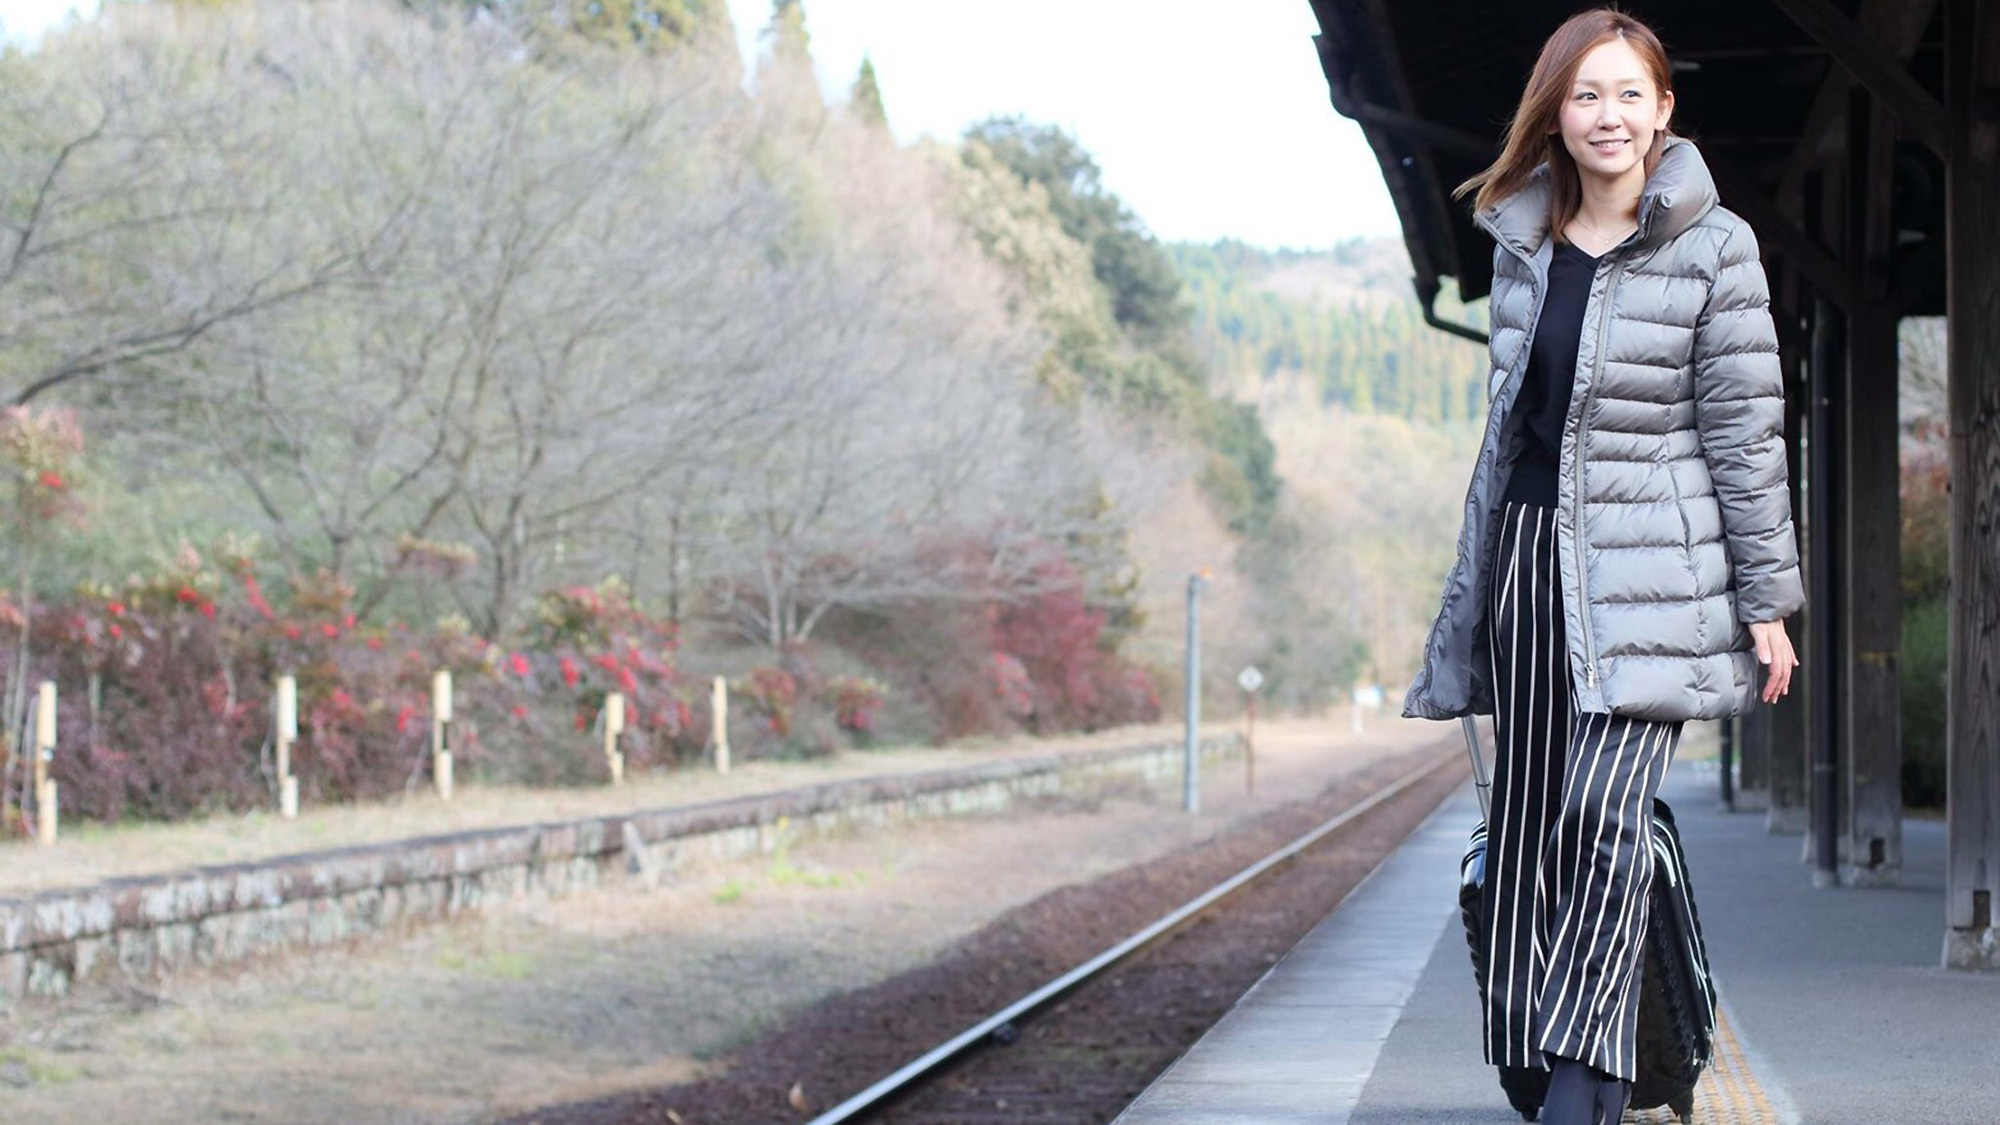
[{"xmin": 1460, "ymin": 716, "xmax": 1492, "ymax": 823}]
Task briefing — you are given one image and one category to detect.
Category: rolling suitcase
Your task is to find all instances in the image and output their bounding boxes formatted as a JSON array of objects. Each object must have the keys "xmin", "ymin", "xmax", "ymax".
[{"xmin": 1455, "ymin": 717, "xmax": 1717, "ymax": 1123}]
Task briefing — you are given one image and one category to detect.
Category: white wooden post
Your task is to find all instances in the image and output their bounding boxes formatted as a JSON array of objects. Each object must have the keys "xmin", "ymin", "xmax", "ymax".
[
  {"xmin": 432, "ymin": 669, "xmax": 454, "ymax": 801},
  {"xmin": 712, "ymin": 676, "xmax": 730, "ymax": 775},
  {"xmin": 34, "ymin": 681, "xmax": 56, "ymax": 846},
  {"xmin": 275, "ymin": 674, "xmax": 299, "ymax": 818},
  {"xmin": 604, "ymin": 692, "xmax": 626, "ymax": 785}
]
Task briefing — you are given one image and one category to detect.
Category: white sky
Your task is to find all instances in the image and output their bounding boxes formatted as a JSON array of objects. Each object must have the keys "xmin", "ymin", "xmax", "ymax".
[
  {"xmin": 1, "ymin": 0, "xmax": 1402, "ymax": 249},
  {"xmin": 0, "ymin": 0, "xmax": 84, "ymax": 43}
]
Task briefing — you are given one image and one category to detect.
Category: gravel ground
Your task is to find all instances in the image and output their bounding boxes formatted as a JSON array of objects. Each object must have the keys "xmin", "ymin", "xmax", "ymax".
[
  {"xmin": 0, "ymin": 715, "xmax": 1450, "ymax": 1125},
  {"xmin": 510, "ymin": 739, "xmax": 1471, "ymax": 1125}
]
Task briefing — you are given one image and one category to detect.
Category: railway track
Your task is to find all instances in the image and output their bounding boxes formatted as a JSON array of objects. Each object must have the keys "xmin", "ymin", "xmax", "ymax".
[
  {"xmin": 813, "ymin": 745, "xmax": 1466, "ymax": 1125},
  {"xmin": 509, "ymin": 739, "xmax": 1470, "ymax": 1125}
]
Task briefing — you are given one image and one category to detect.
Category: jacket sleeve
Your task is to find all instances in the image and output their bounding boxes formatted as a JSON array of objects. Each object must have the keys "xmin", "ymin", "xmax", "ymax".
[{"xmin": 1693, "ymin": 218, "xmax": 1805, "ymax": 624}]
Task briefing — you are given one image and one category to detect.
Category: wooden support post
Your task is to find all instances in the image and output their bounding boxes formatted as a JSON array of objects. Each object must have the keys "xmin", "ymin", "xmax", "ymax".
[
  {"xmin": 1806, "ymin": 284, "xmax": 1844, "ymax": 885},
  {"xmin": 1800, "ymin": 161, "xmax": 1849, "ymax": 882},
  {"xmin": 1942, "ymin": 0, "xmax": 2000, "ymax": 970},
  {"xmin": 1720, "ymin": 717, "xmax": 1737, "ymax": 811},
  {"xmin": 712, "ymin": 676, "xmax": 730, "ymax": 775},
  {"xmin": 1738, "ymin": 708, "xmax": 1772, "ymax": 811},
  {"xmin": 1767, "ymin": 262, "xmax": 1810, "ymax": 834},
  {"xmin": 1767, "ymin": 681, "xmax": 1809, "ymax": 834},
  {"xmin": 1839, "ymin": 90, "xmax": 1905, "ymax": 886},
  {"xmin": 432, "ymin": 669, "xmax": 454, "ymax": 801}
]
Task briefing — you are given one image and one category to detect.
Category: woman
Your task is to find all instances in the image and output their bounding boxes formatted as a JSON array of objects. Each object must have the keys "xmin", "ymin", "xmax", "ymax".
[{"xmin": 1400, "ymin": 9, "xmax": 1803, "ymax": 1124}]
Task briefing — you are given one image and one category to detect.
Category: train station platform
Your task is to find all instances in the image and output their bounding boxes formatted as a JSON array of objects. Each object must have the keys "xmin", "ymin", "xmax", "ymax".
[{"xmin": 1114, "ymin": 749, "xmax": 2000, "ymax": 1125}]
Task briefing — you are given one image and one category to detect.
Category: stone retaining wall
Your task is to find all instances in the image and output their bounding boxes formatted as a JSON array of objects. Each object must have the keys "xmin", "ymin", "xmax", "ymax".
[{"xmin": 0, "ymin": 734, "xmax": 1241, "ymax": 1006}]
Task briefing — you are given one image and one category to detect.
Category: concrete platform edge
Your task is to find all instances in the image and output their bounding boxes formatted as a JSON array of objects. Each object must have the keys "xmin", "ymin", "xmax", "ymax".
[{"xmin": 1111, "ymin": 778, "xmax": 1475, "ymax": 1125}]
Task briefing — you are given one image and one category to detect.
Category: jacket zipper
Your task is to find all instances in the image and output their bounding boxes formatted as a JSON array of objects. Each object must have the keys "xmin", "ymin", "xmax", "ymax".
[
  {"xmin": 1463, "ymin": 227, "xmax": 1547, "ymax": 718},
  {"xmin": 1575, "ymin": 257, "xmax": 1624, "ymax": 690}
]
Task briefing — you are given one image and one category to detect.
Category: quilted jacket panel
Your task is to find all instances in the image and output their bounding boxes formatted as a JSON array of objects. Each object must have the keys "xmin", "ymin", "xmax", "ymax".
[{"xmin": 1402, "ymin": 137, "xmax": 1804, "ymax": 723}]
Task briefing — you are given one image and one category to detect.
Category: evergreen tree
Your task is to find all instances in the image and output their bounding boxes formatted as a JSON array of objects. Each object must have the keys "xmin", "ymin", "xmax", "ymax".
[
  {"xmin": 573, "ymin": 0, "xmax": 699, "ymax": 51},
  {"xmin": 850, "ymin": 55, "xmax": 887, "ymax": 128},
  {"xmin": 690, "ymin": 0, "xmax": 740, "ymax": 60},
  {"xmin": 959, "ymin": 121, "xmax": 1287, "ymax": 536},
  {"xmin": 964, "ymin": 116, "xmax": 1187, "ymax": 350},
  {"xmin": 765, "ymin": 0, "xmax": 810, "ymax": 65},
  {"xmin": 420, "ymin": 0, "xmax": 734, "ymax": 54}
]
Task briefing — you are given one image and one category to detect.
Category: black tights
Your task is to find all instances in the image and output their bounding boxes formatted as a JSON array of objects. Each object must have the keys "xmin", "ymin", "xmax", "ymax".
[{"xmin": 1542, "ymin": 1054, "xmax": 1629, "ymax": 1125}]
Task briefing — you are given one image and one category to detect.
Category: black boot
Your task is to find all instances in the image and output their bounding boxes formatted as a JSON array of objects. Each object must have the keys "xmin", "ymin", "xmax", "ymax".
[
  {"xmin": 1541, "ymin": 1056, "xmax": 1598, "ymax": 1125},
  {"xmin": 1593, "ymin": 1072, "xmax": 1630, "ymax": 1124}
]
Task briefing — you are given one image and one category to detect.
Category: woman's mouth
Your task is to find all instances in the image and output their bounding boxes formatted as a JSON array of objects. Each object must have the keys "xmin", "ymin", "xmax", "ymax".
[{"xmin": 1591, "ymin": 138, "xmax": 1629, "ymax": 154}]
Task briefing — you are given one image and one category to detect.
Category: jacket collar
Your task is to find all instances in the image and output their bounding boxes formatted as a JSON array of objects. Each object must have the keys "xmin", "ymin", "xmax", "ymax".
[{"xmin": 1476, "ymin": 135, "xmax": 1717, "ymax": 258}]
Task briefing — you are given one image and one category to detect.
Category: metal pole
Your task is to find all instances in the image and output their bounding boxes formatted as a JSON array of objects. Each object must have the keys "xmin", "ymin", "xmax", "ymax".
[
  {"xmin": 1184, "ymin": 572, "xmax": 1203, "ymax": 814},
  {"xmin": 1245, "ymin": 690, "xmax": 1256, "ymax": 796},
  {"xmin": 1460, "ymin": 715, "xmax": 1492, "ymax": 823}
]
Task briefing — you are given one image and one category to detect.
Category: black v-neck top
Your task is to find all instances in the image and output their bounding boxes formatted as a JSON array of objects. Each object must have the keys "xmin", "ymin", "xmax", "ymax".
[{"xmin": 1503, "ymin": 239, "xmax": 1600, "ymax": 507}]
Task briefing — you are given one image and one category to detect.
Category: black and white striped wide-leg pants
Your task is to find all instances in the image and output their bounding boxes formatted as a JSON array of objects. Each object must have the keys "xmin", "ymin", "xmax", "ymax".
[{"xmin": 1480, "ymin": 499, "xmax": 1682, "ymax": 1082}]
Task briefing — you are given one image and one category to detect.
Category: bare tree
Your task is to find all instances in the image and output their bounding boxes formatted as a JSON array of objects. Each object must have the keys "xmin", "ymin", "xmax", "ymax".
[
  {"xmin": 695, "ymin": 93, "xmax": 1134, "ymax": 648},
  {"xmin": 9, "ymin": 0, "xmax": 1170, "ymax": 652},
  {"xmin": 0, "ymin": 14, "xmax": 370, "ymax": 407},
  {"xmin": 1900, "ymin": 316, "xmax": 1947, "ymax": 432}
]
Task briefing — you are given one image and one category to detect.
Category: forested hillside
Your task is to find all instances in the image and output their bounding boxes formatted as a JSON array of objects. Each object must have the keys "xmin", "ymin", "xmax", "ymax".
[
  {"xmin": 0, "ymin": 0, "xmax": 1510, "ymax": 827},
  {"xmin": 0, "ymin": 0, "xmax": 1373, "ymax": 824},
  {"xmin": 1167, "ymin": 239, "xmax": 1491, "ymax": 704},
  {"xmin": 1171, "ymin": 240, "xmax": 1491, "ymax": 421}
]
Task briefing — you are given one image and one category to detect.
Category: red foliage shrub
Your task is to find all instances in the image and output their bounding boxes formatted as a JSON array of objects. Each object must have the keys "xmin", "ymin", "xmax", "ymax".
[
  {"xmin": 521, "ymin": 580, "xmax": 705, "ymax": 771},
  {"xmin": 734, "ymin": 666, "xmax": 799, "ymax": 737},
  {"xmin": 992, "ymin": 558, "xmax": 1161, "ymax": 733},
  {"xmin": 822, "ymin": 674, "xmax": 888, "ymax": 736},
  {"xmin": 12, "ymin": 602, "xmax": 265, "ymax": 822},
  {"xmin": 830, "ymin": 548, "xmax": 1159, "ymax": 743},
  {"xmin": 1, "ymin": 560, "xmax": 714, "ymax": 823}
]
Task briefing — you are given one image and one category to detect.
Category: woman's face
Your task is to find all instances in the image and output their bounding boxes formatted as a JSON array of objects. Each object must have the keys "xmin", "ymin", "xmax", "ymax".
[{"xmin": 1556, "ymin": 37, "xmax": 1674, "ymax": 190}]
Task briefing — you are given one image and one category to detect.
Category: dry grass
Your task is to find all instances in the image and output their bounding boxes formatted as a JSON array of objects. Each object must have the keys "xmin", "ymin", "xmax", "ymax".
[{"xmin": 0, "ymin": 722, "xmax": 1211, "ymax": 898}]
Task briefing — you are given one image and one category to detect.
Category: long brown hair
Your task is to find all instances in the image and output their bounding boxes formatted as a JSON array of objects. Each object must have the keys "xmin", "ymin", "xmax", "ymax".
[{"xmin": 1456, "ymin": 8, "xmax": 1676, "ymax": 235}]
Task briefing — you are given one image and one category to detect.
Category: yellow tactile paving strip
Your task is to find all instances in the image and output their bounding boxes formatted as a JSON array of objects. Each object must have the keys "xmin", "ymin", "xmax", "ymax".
[{"xmin": 1628, "ymin": 1007, "xmax": 1781, "ymax": 1124}]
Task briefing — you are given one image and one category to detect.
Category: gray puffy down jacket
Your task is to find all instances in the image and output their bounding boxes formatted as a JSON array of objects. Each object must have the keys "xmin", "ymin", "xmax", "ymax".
[{"xmin": 1403, "ymin": 136, "xmax": 1804, "ymax": 724}]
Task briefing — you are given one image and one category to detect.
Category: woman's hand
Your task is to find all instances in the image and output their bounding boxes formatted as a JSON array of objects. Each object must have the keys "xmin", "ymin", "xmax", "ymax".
[{"xmin": 1748, "ymin": 620, "xmax": 1798, "ymax": 704}]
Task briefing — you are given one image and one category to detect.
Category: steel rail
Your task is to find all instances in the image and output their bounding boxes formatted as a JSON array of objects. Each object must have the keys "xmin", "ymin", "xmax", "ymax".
[{"xmin": 802, "ymin": 746, "xmax": 1462, "ymax": 1125}]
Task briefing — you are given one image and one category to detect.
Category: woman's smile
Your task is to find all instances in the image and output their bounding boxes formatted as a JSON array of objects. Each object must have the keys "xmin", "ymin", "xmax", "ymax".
[{"xmin": 1555, "ymin": 37, "xmax": 1674, "ymax": 190}]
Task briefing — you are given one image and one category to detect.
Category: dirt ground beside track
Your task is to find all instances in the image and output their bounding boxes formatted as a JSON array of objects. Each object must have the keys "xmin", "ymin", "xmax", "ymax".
[{"xmin": 0, "ymin": 715, "xmax": 1469, "ymax": 1125}]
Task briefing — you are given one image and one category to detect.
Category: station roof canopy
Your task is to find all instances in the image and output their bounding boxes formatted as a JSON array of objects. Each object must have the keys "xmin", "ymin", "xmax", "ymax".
[{"xmin": 1307, "ymin": 0, "xmax": 1947, "ymax": 318}]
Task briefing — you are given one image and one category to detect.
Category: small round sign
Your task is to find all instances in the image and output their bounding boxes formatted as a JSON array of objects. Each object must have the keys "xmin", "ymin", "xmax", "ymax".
[{"xmin": 1237, "ymin": 665, "xmax": 1265, "ymax": 694}]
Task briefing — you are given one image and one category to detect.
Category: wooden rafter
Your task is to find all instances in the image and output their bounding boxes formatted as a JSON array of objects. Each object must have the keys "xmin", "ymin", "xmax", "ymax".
[
  {"xmin": 1768, "ymin": 0, "xmax": 1948, "ymax": 156},
  {"xmin": 1779, "ymin": 0, "xmax": 1939, "ymax": 200},
  {"xmin": 1706, "ymin": 148, "xmax": 1858, "ymax": 310}
]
